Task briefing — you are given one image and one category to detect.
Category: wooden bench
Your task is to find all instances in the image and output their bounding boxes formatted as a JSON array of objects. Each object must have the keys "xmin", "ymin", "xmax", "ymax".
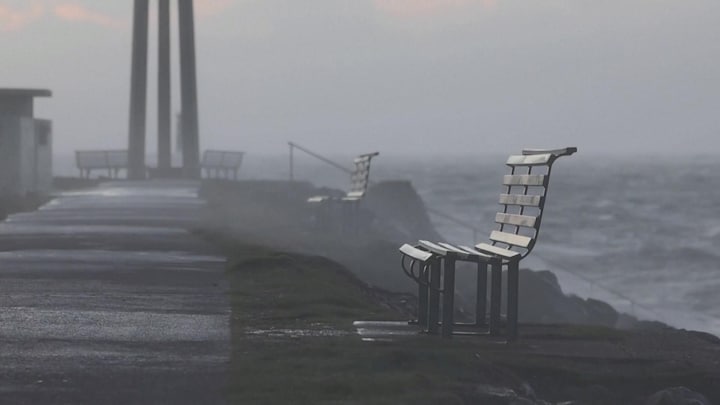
[
  {"xmin": 75, "ymin": 150, "xmax": 128, "ymax": 179},
  {"xmin": 307, "ymin": 152, "xmax": 379, "ymax": 233},
  {"xmin": 201, "ymin": 150, "xmax": 244, "ymax": 180},
  {"xmin": 400, "ymin": 147, "xmax": 577, "ymax": 340}
]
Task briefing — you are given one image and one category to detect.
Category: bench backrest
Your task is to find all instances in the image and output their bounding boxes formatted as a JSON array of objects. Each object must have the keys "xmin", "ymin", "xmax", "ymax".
[
  {"xmin": 489, "ymin": 147, "xmax": 577, "ymax": 259},
  {"xmin": 76, "ymin": 150, "xmax": 128, "ymax": 169},
  {"xmin": 106, "ymin": 150, "xmax": 129, "ymax": 168},
  {"xmin": 201, "ymin": 150, "xmax": 244, "ymax": 169},
  {"xmin": 346, "ymin": 152, "xmax": 379, "ymax": 199}
]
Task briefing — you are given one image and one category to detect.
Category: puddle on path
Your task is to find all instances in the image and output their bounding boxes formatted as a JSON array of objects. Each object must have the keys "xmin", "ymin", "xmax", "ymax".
[{"xmin": 244, "ymin": 326, "xmax": 351, "ymax": 339}]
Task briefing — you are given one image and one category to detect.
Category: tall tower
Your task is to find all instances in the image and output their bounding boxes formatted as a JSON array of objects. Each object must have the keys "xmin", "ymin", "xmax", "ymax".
[{"xmin": 127, "ymin": 0, "xmax": 200, "ymax": 179}]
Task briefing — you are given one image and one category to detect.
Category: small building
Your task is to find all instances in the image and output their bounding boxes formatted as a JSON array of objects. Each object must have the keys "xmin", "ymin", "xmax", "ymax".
[{"xmin": 0, "ymin": 89, "xmax": 53, "ymax": 196}]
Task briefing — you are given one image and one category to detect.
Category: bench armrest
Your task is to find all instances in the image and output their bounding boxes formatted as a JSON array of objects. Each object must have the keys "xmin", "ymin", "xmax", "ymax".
[
  {"xmin": 399, "ymin": 244, "xmax": 433, "ymax": 262},
  {"xmin": 522, "ymin": 147, "xmax": 577, "ymax": 157}
]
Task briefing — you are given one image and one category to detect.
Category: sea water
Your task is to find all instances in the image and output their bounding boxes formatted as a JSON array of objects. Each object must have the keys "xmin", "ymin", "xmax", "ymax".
[
  {"xmin": 53, "ymin": 153, "xmax": 720, "ymax": 336},
  {"xmin": 374, "ymin": 154, "xmax": 720, "ymax": 336}
]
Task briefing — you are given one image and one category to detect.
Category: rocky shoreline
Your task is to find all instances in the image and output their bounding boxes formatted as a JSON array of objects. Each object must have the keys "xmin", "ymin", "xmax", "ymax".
[
  {"xmin": 199, "ymin": 179, "xmax": 720, "ymax": 403},
  {"xmin": 207, "ymin": 231, "xmax": 720, "ymax": 404}
]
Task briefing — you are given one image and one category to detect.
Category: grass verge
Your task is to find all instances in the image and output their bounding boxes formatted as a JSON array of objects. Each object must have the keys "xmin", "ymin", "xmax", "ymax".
[
  {"xmin": 213, "ymin": 234, "xmax": 720, "ymax": 404},
  {"xmin": 222, "ymin": 242, "xmax": 519, "ymax": 404}
]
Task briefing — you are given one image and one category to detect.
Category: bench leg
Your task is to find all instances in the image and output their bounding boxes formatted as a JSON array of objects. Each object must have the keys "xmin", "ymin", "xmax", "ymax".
[
  {"xmin": 427, "ymin": 258, "xmax": 441, "ymax": 335},
  {"xmin": 507, "ymin": 259, "xmax": 520, "ymax": 342},
  {"xmin": 476, "ymin": 262, "xmax": 488, "ymax": 328},
  {"xmin": 441, "ymin": 257, "xmax": 456, "ymax": 338},
  {"xmin": 489, "ymin": 260, "xmax": 502, "ymax": 336},
  {"xmin": 340, "ymin": 201, "xmax": 360, "ymax": 236},
  {"xmin": 341, "ymin": 202, "xmax": 350, "ymax": 235},
  {"xmin": 351, "ymin": 201, "xmax": 360, "ymax": 236},
  {"xmin": 417, "ymin": 260, "xmax": 429, "ymax": 330},
  {"xmin": 339, "ymin": 202, "xmax": 347, "ymax": 234}
]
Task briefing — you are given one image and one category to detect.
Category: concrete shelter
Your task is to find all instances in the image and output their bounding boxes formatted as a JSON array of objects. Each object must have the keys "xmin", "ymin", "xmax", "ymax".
[{"xmin": 0, "ymin": 88, "xmax": 53, "ymax": 196}]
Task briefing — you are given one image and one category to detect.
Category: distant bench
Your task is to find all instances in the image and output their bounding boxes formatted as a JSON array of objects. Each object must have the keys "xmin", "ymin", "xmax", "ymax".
[
  {"xmin": 201, "ymin": 150, "xmax": 245, "ymax": 180},
  {"xmin": 75, "ymin": 150, "xmax": 128, "ymax": 179},
  {"xmin": 307, "ymin": 152, "xmax": 379, "ymax": 234}
]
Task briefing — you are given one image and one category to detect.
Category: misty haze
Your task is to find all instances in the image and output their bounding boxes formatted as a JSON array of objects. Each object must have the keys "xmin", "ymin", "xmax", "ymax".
[{"xmin": 0, "ymin": 1, "xmax": 718, "ymax": 404}]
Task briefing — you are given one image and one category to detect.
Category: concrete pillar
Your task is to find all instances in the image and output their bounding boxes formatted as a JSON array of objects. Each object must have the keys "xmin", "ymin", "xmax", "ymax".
[
  {"xmin": 128, "ymin": 0, "xmax": 149, "ymax": 179},
  {"xmin": 158, "ymin": 0, "xmax": 172, "ymax": 170},
  {"xmin": 178, "ymin": 0, "xmax": 200, "ymax": 178}
]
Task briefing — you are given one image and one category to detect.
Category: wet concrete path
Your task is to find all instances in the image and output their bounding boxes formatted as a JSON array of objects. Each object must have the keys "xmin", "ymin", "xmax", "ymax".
[{"xmin": 0, "ymin": 181, "xmax": 229, "ymax": 404}]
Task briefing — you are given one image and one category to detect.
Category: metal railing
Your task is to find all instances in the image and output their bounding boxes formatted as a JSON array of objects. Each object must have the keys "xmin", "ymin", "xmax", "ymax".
[{"xmin": 289, "ymin": 141, "xmax": 357, "ymax": 180}]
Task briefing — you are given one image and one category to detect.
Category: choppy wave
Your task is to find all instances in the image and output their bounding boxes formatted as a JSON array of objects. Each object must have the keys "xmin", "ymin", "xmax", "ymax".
[{"xmin": 372, "ymin": 156, "xmax": 720, "ymax": 336}]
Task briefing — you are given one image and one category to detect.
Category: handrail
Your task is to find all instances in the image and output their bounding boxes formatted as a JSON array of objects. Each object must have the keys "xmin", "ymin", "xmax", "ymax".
[{"xmin": 288, "ymin": 142, "xmax": 354, "ymax": 178}]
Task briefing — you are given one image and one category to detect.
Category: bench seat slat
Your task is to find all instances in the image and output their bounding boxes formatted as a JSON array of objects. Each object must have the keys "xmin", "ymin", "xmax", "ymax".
[
  {"xmin": 437, "ymin": 242, "xmax": 469, "ymax": 254},
  {"xmin": 503, "ymin": 175, "xmax": 546, "ymax": 186},
  {"xmin": 399, "ymin": 244, "xmax": 433, "ymax": 262},
  {"xmin": 456, "ymin": 245, "xmax": 495, "ymax": 259},
  {"xmin": 344, "ymin": 191, "xmax": 365, "ymax": 200},
  {"xmin": 495, "ymin": 213, "xmax": 537, "ymax": 228},
  {"xmin": 418, "ymin": 240, "xmax": 450, "ymax": 255},
  {"xmin": 489, "ymin": 230, "xmax": 532, "ymax": 248},
  {"xmin": 498, "ymin": 194, "xmax": 544, "ymax": 207},
  {"xmin": 436, "ymin": 242, "xmax": 475, "ymax": 259},
  {"xmin": 475, "ymin": 243, "xmax": 521, "ymax": 259},
  {"xmin": 506, "ymin": 154, "xmax": 551, "ymax": 167},
  {"xmin": 307, "ymin": 196, "xmax": 331, "ymax": 203}
]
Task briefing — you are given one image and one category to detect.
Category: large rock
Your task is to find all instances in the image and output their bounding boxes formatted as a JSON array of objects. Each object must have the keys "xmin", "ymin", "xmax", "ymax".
[
  {"xmin": 645, "ymin": 387, "xmax": 711, "ymax": 405},
  {"xmin": 471, "ymin": 383, "xmax": 552, "ymax": 405},
  {"xmin": 506, "ymin": 269, "xmax": 620, "ymax": 327},
  {"xmin": 363, "ymin": 181, "xmax": 443, "ymax": 242}
]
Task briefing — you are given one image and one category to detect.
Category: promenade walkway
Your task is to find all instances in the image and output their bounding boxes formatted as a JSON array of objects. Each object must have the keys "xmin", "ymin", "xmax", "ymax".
[{"xmin": 0, "ymin": 181, "xmax": 229, "ymax": 404}]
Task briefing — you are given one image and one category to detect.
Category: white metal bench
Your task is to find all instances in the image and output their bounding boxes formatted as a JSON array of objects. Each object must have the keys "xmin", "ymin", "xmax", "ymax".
[
  {"xmin": 400, "ymin": 147, "xmax": 577, "ymax": 340},
  {"xmin": 201, "ymin": 150, "xmax": 244, "ymax": 180},
  {"xmin": 307, "ymin": 152, "xmax": 379, "ymax": 233},
  {"xmin": 75, "ymin": 150, "xmax": 128, "ymax": 179}
]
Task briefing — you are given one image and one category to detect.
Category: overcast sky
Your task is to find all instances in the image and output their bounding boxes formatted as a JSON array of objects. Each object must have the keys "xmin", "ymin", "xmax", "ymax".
[{"xmin": 1, "ymin": 0, "xmax": 718, "ymax": 156}]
